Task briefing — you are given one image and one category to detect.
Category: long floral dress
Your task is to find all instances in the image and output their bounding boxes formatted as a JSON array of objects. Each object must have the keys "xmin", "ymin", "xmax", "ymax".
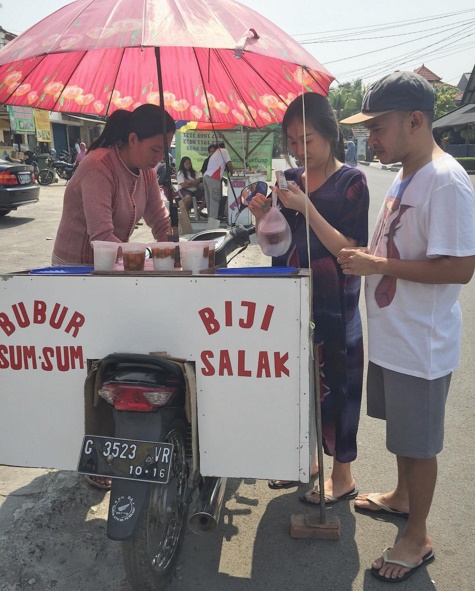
[{"xmin": 273, "ymin": 165, "xmax": 369, "ymax": 463}]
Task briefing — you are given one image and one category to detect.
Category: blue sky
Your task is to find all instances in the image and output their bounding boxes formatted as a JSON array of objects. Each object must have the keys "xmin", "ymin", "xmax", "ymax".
[{"xmin": 1, "ymin": 0, "xmax": 474, "ymax": 87}]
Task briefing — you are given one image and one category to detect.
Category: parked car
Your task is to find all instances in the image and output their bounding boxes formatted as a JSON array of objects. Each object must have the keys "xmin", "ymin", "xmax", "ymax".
[{"xmin": 0, "ymin": 159, "xmax": 39, "ymax": 217}]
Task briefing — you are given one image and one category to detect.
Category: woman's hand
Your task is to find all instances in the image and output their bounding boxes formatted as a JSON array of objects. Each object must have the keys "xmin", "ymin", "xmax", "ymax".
[
  {"xmin": 274, "ymin": 182, "xmax": 308, "ymax": 214},
  {"xmin": 248, "ymin": 192, "xmax": 271, "ymax": 222}
]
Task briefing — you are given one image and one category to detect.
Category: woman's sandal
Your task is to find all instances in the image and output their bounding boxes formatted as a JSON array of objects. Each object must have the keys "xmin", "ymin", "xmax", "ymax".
[
  {"xmin": 268, "ymin": 471, "xmax": 319, "ymax": 490},
  {"xmin": 84, "ymin": 475, "xmax": 112, "ymax": 490}
]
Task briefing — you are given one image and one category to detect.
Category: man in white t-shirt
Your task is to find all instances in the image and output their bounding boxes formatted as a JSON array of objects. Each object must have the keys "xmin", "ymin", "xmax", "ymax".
[
  {"xmin": 339, "ymin": 72, "xmax": 475, "ymax": 583},
  {"xmin": 203, "ymin": 141, "xmax": 233, "ymax": 227}
]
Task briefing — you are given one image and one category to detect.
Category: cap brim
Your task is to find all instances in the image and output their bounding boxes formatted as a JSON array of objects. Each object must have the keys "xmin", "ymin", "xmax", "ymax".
[{"xmin": 339, "ymin": 111, "xmax": 392, "ymax": 125}]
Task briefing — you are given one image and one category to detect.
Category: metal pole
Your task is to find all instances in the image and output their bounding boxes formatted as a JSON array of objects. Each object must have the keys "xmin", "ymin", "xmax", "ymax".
[{"xmin": 155, "ymin": 47, "xmax": 179, "ymax": 238}]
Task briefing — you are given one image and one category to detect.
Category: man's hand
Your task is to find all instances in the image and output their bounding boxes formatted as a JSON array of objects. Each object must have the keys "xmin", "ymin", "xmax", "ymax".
[{"xmin": 337, "ymin": 247, "xmax": 378, "ymax": 276}]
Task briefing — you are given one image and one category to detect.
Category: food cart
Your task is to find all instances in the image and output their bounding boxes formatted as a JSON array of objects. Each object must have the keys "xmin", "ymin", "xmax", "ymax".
[{"xmin": 0, "ymin": 268, "xmax": 315, "ymax": 482}]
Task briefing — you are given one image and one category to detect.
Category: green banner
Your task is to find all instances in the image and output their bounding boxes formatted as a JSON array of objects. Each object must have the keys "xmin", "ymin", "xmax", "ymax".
[
  {"xmin": 175, "ymin": 129, "xmax": 274, "ymax": 180},
  {"xmin": 7, "ymin": 106, "xmax": 36, "ymax": 134}
]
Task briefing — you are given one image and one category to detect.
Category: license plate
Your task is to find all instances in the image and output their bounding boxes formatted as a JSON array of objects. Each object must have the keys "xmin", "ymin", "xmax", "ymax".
[
  {"xmin": 17, "ymin": 172, "xmax": 31, "ymax": 185},
  {"xmin": 77, "ymin": 435, "xmax": 174, "ymax": 484}
]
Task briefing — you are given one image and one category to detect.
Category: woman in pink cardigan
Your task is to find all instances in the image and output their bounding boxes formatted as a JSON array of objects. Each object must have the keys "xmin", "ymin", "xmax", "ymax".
[{"xmin": 52, "ymin": 104, "xmax": 175, "ymax": 265}]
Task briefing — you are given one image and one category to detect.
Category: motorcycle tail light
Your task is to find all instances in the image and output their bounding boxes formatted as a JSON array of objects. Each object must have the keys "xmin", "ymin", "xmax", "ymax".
[{"xmin": 98, "ymin": 384, "xmax": 176, "ymax": 411}]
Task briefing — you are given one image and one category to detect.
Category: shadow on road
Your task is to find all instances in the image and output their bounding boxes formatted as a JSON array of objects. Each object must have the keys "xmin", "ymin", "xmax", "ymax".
[{"xmin": 0, "ymin": 215, "xmax": 35, "ymax": 228}]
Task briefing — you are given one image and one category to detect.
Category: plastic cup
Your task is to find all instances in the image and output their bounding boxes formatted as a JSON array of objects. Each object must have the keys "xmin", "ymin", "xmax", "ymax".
[
  {"xmin": 197, "ymin": 240, "xmax": 217, "ymax": 268},
  {"xmin": 121, "ymin": 243, "xmax": 147, "ymax": 271},
  {"xmin": 149, "ymin": 242, "xmax": 176, "ymax": 271},
  {"xmin": 91, "ymin": 240, "xmax": 119, "ymax": 271},
  {"xmin": 179, "ymin": 241, "xmax": 209, "ymax": 274}
]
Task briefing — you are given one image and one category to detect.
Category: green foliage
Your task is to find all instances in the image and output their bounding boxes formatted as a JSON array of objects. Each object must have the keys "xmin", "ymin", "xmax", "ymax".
[
  {"xmin": 455, "ymin": 157, "xmax": 475, "ymax": 171},
  {"xmin": 460, "ymin": 126, "xmax": 475, "ymax": 142},
  {"xmin": 434, "ymin": 84, "xmax": 458, "ymax": 119},
  {"xmin": 329, "ymin": 79, "xmax": 365, "ymax": 136}
]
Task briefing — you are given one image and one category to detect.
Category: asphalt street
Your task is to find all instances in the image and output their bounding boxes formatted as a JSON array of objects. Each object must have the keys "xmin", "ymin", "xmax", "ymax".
[{"xmin": 0, "ymin": 165, "xmax": 474, "ymax": 591}]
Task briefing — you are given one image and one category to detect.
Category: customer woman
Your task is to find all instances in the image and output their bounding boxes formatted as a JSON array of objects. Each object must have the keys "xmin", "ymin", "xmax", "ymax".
[
  {"xmin": 176, "ymin": 156, "xmax": 204, "ymax": 212},
  {"xmin": 52, "ymin": 104, "xmax": 175, "ymax": 265},
  {"xmin": 249, "ymin": 92, "xmax": 369, "ymax": 505}
]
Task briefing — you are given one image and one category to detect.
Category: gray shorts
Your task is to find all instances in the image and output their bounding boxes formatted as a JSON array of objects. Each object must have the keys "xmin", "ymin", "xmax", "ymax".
[{"xmin": 367, "ymin": 362, "xmax": 451, "ymax": 458}]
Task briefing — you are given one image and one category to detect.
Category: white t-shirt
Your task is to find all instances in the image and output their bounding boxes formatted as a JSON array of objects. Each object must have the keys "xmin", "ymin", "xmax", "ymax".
[
  {"xmin": 176, "ymin": 170, "xmax": 197, "ymax": 193},
  {"xmin": 366, "ymin": 153, "xmax": 475, "ymax": 379},
  {"xmin": 204, "ymin": 148, "xmax": 231, "ymax": 180}
]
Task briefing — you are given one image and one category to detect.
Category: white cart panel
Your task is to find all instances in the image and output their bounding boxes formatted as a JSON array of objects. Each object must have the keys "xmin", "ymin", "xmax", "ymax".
[{"xmin": 0, "ymin": 272, "xmax": 313, "ymax": 480}]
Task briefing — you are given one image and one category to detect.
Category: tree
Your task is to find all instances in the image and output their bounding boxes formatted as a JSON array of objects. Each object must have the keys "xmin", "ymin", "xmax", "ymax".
[
  {"xmin": 434, "ymin": 84, "xmax": 458, "ymax": 119},
  {"xmin": 329, "ymin": 80, "xmax": 365, "ymax": 120},
  {"xmin": 329, "ymin": 79, "xmax": 365, "ymax": 137}
]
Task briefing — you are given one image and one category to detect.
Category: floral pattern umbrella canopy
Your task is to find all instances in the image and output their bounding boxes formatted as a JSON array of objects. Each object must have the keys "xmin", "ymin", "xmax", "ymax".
[{"xmin": 0, "ymin": 0, "xmax": 333, "ymax": 127}]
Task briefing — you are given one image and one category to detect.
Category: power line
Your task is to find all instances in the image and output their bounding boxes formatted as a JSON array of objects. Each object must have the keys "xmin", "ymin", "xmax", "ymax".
[
  {"xmin": 292, "ymin": 8, "xmax": 475, "ymax": 39},
  {"xmin": 324, "ymin": 20, "xmax": 475, "ymax": 65},
  {"xmin": 301, "ymin": 17, "xmax": 475, "ymax": 44}
]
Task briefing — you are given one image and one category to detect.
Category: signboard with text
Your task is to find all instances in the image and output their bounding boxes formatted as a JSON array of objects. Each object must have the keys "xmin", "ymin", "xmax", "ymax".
[
  {"xmin": 8, "ymin": 105, "xmax": 35, "ymax": 134},
  {"xmin": 176, "ymin": 129, "xmax": 274, "ymax": 180},
  {"xmin": 33, "ymin": 109, "xmax": 52, "ymax": 142},
  {"xmin": 0, "ymin": 273, "xmax": 313, "ymax": 481}
]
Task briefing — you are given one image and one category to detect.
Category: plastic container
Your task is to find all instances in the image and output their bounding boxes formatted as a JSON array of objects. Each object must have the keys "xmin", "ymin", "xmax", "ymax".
[
  {"xmin": 121, "ymin": 243, "xmax": 147, "ymax": 272},
  {"xmin": 29, "ymin": 266, "xmax": 94, "ymax": 275},
  {"xmin": 149, "ymin": 242, "xmax": 176, "ymax": 271},
  {"xmin": 91, "ymin": 240, "xmax": 119, "ymax": 271},
  {"xmin": 193, "ymin": 239, "xmax": 217, "ymax": 268},
  {"xmin": 179, "ymin": 241, "xmax": 209, "ymax": 274}
]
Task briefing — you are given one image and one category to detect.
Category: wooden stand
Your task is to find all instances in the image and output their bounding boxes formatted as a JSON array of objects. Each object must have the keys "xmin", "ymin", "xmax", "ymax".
[{"xmin": 290, "ymin": 513, "xmax": 341, "ymax": 539}]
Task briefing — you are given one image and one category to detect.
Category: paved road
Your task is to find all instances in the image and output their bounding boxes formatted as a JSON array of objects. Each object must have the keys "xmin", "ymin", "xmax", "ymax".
[{"xmin": 1, "ymin": 166, "xmax": 474, "ymax": 591}]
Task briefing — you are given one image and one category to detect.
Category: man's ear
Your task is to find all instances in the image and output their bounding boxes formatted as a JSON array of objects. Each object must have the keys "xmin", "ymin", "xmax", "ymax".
[{"xmin": 409, "ymin": 111, "xmax": 424, "ymax": 130}]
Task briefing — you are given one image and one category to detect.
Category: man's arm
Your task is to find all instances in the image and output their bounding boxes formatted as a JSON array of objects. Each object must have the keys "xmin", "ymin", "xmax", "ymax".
[{"xmin": 338, "ymin": 250, "xmax": 475, "ymax": 285}]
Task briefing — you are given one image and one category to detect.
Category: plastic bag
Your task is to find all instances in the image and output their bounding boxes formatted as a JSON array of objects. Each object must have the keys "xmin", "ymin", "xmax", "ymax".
[{"xmin": 257, "ymin": 191, "xmax": 292, "ymax": 256}]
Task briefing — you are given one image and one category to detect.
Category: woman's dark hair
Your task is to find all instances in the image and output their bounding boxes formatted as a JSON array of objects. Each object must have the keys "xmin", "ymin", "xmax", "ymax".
[
  {"xmin": 282, "ymin": 92, "xmax": 345, "ymax": 165},
  {"xmin": 178, "ymin": 156, "xmax": 196, "ymax": 179},
  {"xmin": 88, "ymin": 104, "xmax": 176, "ymax": 152}
]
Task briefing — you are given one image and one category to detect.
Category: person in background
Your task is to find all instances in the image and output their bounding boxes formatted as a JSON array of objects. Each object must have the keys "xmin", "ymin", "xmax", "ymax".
[
  {"xmin": 345, "ymin": 139, "xmax": 357, "ymax": 167},
  {"xmin": 339, "ymin": 71, "xmax": 475, "ymax": 583},
  {"xmin": 203, "ymin": 141, "xmax": 233, "ymax": 227},
  {"xmin": 249, "ymin": 92, "xmax": 369, "ymax": 505},
  {"xmin": 176, "ymin": 156, "xmax": 205, "ymax": 212},
  {"xmin": 201, "ymin": 144, "xmax": 217, "ymax": 175},
  {"xmin": 155, "ymin": 158, "xmax": 168, "ymax": 186},
  {"xmin": 52, "ymin": 104, "xmax": 174, "ymax": 268},
  {"xmin": 74, "ymin": 142, "xmax": 87, "ymax": 166}
]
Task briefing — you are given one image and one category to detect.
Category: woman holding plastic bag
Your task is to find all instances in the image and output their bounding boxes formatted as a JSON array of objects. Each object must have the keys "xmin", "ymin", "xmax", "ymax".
[{"xmin": 249, "ymin": 93, "xmax": 369, "ymax": 505}]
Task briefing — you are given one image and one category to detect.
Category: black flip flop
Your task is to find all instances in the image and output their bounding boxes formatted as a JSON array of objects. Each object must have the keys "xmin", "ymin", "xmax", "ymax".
[
  {"xmin": 370, "ymin": 548, "xmax": 434, "ymax": 583},
  {"xmin": 299, "ymin": 487, "xmax": 358, "ymax": 506}
]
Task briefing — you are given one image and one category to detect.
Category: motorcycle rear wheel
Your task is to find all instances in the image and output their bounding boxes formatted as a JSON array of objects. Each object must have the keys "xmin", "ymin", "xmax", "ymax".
[
  {"xmin": 122, "ymin": 421, "xmax": 189, "ymax": 591},
  {"xmin": 37, "ymin": 169, "xmax": 54, "ymax": 185}
]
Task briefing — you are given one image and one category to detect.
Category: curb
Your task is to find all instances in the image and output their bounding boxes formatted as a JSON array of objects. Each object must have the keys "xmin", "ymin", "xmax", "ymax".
[{"xmin": 358, "ymin": 161, "xmax": 401, "ymax": 172}]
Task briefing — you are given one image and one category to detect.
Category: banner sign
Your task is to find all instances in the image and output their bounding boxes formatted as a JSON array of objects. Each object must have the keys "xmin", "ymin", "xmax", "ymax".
[
  {"xmin": 176, "ymin": 129, "xmax": 274, "ymax": 180},
  {"xmin": 7, "ymin": 106, "xmax": 35, "ymax": 134},
  {"xmin": 33, "ymin": 109, "xmax": 52, "ymax": 142}
]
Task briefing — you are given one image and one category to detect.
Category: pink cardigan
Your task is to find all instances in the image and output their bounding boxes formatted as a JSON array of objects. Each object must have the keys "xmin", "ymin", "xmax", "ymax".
[{"xmin": 53, "ymin": 146, "xmax": 170, "ymax": 264}]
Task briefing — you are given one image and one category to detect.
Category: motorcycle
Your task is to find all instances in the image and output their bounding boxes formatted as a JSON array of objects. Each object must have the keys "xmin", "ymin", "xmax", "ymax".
[
  {"xmin": 77, "ymin": 185, "xmax": 261, "ymax": 591},
  {"xmin": 37, "ymin": 156, "xmax": 76, "ymax": 185}
]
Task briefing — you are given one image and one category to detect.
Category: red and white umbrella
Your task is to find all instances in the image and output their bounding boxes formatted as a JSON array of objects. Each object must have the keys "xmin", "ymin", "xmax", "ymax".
[{"xmin": 0, "ymin": 0, "xmax": 333, "ymax": 127}]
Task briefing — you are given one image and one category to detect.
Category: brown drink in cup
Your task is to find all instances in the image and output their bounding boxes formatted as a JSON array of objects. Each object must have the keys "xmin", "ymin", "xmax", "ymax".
[{"xmin": 121, "ymin": 243, "xmax": 146, "ymax": 271}]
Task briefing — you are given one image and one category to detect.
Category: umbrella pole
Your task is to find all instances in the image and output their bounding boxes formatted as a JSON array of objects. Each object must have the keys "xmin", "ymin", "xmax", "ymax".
[{"xmin": 155, "ymin": 47, "xmax": 179, "ymax": 239}]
